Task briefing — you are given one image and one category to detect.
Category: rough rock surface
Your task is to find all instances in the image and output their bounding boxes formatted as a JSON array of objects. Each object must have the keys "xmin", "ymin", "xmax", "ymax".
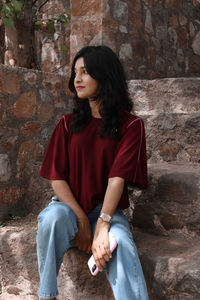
[
  {"xmin": 0, "ymin": 214, "xmax": 114, "ymax": 300},
  {"xmin": 135, "ymin": 228, "xmax": 200, "ymax": 300},
  {"xmin": 130, "ymin": 162, "xmax": 200, "ymax": 235},
  {"xmin": 0, "ymin": 64, "xmax": 71, "ymax": 221},
  {"xmin": 27, "ymin": 0, "xmax": 200, "ymax": 78},
  {"xmin": 1, "ymin": 213, "xmax": 200, "ymax": 300},
  {"xmin": 129, "ymin": 78, "xmax": 200, "ymax": 164}
]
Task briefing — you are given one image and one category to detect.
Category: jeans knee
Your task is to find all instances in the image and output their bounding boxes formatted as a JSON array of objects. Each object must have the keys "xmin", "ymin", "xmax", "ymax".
[
  {"xmin": 38, "ymin": 202, "xmax": 77, "ymax": 235},
  {"xmin": 110, "ymin": 227, "xmax": 137, "ymax": 254}
]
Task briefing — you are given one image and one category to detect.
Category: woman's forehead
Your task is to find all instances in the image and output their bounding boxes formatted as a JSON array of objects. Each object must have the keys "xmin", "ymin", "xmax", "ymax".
[{"xmin": 74, "ymin": 57, "xmax": 85, "ymax": 69}]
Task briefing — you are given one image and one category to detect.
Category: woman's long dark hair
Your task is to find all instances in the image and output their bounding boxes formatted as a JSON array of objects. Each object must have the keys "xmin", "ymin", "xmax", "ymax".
[{"xmin": 68, "ymin": 45, "xmax": 133, "ymax": 140}]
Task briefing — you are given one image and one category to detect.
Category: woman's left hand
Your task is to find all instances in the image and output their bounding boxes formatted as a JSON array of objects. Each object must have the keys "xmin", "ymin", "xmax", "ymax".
[{"xmin": 92, "ymin": 218, "xmax": 112, "ymax": 272}]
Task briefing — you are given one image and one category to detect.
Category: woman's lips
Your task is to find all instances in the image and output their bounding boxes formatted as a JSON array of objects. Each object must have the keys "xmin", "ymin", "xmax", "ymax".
[{"xmin": 76, "ymin": 86, "xmax": 85, "ymax": 90}]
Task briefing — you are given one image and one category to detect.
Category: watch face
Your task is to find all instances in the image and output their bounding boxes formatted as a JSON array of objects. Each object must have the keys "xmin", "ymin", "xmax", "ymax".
[
  {"xmin": 103, "ymin": 215, "xmax": 109, "ymax": 222},
  {"xmin": 100, "ymin": 213, "xmax": 111, "ymax": 223}
]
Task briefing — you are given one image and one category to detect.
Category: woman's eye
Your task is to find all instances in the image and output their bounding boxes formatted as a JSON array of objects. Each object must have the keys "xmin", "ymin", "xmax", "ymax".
[{"xmin": 74, "ymin": 69, "xmax": 88, "ymax": 76}]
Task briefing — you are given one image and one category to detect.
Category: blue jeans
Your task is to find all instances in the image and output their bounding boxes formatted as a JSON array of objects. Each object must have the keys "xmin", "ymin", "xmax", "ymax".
[{"xmin": 36, "ymin": 197, "xmax": 149, "ymax": 299}]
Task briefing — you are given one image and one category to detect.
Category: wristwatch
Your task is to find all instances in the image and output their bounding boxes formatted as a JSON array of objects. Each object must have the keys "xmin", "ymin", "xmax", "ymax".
[{"xmin": 99, "ymin": 212, "xmax": 112, "ymax": 224}]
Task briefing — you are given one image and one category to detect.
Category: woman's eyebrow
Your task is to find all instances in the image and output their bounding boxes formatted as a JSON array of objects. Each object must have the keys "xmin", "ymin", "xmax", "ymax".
[{"xmin": 74, "ymin": 66, "xmax": 86, "ymax": 70}]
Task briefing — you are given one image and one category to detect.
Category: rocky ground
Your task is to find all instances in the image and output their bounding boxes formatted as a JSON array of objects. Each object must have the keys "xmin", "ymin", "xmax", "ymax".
[
  {"xmin": 0, "ymin": 214, "xmax": 39, "ymax": 300},
  {"xmin": 135, "ymin": 228, "xmax": 200, "ymax": 300},
  {"xmin": 1, "ymin": 213, "xmax": 200, "ymax": 300},
  {"xmin": 0, "ymin": 214, "xmax": 114, "ymax": 300}
]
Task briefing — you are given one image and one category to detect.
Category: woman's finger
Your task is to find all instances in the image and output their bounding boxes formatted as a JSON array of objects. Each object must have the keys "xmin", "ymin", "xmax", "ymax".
[{"xmin": 100, "ymin": 244, "xmax": 110, "ymax": 262}]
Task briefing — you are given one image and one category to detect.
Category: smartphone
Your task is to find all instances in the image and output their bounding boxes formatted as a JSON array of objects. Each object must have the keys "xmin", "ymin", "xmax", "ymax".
[{"xmin": 88, "ymin": 232, "xmax": 118, "ymax": 276}]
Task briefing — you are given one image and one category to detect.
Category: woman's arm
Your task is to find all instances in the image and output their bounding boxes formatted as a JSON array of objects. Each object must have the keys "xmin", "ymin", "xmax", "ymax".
[
  {"xmin": 100, "ymin": 177, "xmax": 125, "ymax": 217},
  {"xmin": 51, "ymin": 180, "xmax": 87, "ymax": 219},
  {"xmin": 51, "ymin": 180, "xmax": 92, "ymax": 253},
  {"xmin": 92, "ymin": 177, "xmax": 125, "ymax": 271}
]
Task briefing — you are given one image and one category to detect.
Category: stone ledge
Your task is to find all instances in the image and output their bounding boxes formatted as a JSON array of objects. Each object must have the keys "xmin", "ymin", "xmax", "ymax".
[
  {"xmin": 129, "ymin": 78, "xmax": 200, "ymax": 115},
  {"xmin": 0, "ymin": 214, "xmax": 114, "ymax": 300},
  {"xmin": 1, "ymin": 214, "xmax": 200, "ymax": 300},
  {"xmin": 134, "ymin": 228, "xmax": 200, "ymax": 300},
  {"xmin": 1, "ymin": 162, "xmax": 200, "ymax": 299},
  {"xmin": 130, "ymin": 162, "xmax": 200, "ymax": 235},
  {"xmin": 128, "ymin": 78, "xmax": 200, "ymax": 164},
  {"xmin": 144, "ymin": 111, "xmax": 200, "ymax": 163}
]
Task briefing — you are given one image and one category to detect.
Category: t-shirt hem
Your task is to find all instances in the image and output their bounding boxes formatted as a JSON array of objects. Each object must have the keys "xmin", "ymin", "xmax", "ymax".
[
  {"xmin": 108, "ymin": 171, "xmax": 133, "ymax": 182},
  {"xmin": 39, "ymin": 172, "xmax": 67, "ymax": 181}
]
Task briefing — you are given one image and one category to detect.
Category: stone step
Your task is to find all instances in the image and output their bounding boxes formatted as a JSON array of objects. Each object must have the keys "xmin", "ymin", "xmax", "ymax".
[
  {"xmin": 1, "ymin": 214, "xmax": 200, "ymax": 300},
  {"xmin": 128, "ymin": 162, "xmax": 200, "ymax": 236},
  {"xmin": 129, "ymin": 78, "xmax": 200, "ymax": 115},
  {"xmin": 0, "ymin": 214, "xmax": 114, "ymax": 300},
  {"xmin": 144, "ymin": 112, "xmax": 200, "ymax": 164},
  {"xmin": 1, "ymin": 162, "xmax": 200, "ymax": 300},
  {"xmin": 134, "ymin": 228, "xmax": 200, "ymax": 300},
  {"xmin": 129, "ymin": 78, "xmax": 200, "ymax": 164}
]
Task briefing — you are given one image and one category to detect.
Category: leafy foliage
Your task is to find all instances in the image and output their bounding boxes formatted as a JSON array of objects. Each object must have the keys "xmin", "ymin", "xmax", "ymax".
[
  {"xmin": 61, "ymin": 44, "xmax": 68, "ymax": 54},
  {"xmin": 0, "ymin": 0, "xmax": 70, "ymax": 66},
  {"xmin": 0, "ymin": 0, "xmax": 24, "ymax": 28},
  {"xmin": 33, "ymin": 8, "xmax": 70, "ymax": 33},
  {"xmin": 0, "ymin": 0, "xmax": 70, "ymax": 33}
]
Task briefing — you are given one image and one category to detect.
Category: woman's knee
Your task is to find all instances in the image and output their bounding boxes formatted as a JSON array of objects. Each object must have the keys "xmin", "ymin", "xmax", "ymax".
[
  {"xmin": 110, "ymin": 219, "xmax": 137, "ymax": 255},
  {"xmin": 38, "ymin": 202, "xmax": 77, "ymax": 233},
  {"xmin": 111, "ymin": 228, "xmax": 134, "ymax": 249}
]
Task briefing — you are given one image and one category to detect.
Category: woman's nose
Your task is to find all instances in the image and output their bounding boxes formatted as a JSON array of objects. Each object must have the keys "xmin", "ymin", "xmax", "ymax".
[{"xmin": 75, "ymin": 72, "xmax": 81, "ymax": 83}]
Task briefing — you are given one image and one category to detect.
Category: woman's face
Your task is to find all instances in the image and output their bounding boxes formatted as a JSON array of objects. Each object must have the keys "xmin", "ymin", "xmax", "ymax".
[{"xmin": 74, "ymin": 57, "xmax": 99, "ymax": 100}]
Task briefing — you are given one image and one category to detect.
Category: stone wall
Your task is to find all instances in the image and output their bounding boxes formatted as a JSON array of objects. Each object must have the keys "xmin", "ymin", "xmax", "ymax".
[
  {"xmin": 116, "ymin": 0, "xmax": 200, "ymax": 79},
  {"xmin": 1, "ymin": 0, "xmax": 200, "ymax": 79},
  {"xmin": 0, "ymin": 64, "xmax": 72, "ymax": 220},
  {"xmin": 62, "ymin": 0, "xmax": 200, "ymax": 79},
  {"xmin": 70, "ymin": 0, "xmax": 103, "ymax": 61}
]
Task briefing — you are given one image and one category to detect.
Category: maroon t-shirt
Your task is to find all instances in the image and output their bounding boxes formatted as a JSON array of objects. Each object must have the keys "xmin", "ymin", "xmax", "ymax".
[{"xmin": 39, "ymin": 111, "xmax": 148, "ymax": 214}]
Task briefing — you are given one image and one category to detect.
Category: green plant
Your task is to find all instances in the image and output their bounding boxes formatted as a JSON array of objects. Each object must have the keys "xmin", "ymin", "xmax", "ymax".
[
  {"xmin": 0, "ymin": 0, "xmax": 70, "ymax": 34},
  {"xmin": 0, "ymin": 0, "xmax": 24, "ymax": 28},
  {"xmin": 0, "ymin": 0, "xmax": 70, "ymax": 69},
  {"xmin": 34, "ymin": 8, "xmax": 70, "ymax": 34}
]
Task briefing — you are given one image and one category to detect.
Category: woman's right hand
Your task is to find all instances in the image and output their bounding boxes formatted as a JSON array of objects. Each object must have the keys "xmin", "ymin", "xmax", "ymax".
[
  {"xmin": 50, "ymin": 180, "xmax": 92, "ymax": 253},
  {"xmin": 75, "ymin": 216, "xmax": 92, "ymax": 254}
]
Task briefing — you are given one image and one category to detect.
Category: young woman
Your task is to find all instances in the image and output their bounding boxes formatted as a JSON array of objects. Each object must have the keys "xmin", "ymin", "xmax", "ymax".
[{"xmin": 37, "ymin": 45, "xmax": 149, "ymax": 300}]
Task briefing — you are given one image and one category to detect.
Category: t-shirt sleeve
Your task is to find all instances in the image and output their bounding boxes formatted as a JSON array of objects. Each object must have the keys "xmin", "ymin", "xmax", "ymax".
[
  {"xmin": 109, "ymin": 117, "xmax": 148, "ymax": 188},
  {"xmin": 39, "ymin": 115, "xmax": 70, "ymax": 180}
]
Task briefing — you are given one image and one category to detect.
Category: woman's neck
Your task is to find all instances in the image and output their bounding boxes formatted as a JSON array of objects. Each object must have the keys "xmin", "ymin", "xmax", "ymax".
[{"xmin": 89, "ymin": 99, "xmax": 101, "ymax": 119}]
